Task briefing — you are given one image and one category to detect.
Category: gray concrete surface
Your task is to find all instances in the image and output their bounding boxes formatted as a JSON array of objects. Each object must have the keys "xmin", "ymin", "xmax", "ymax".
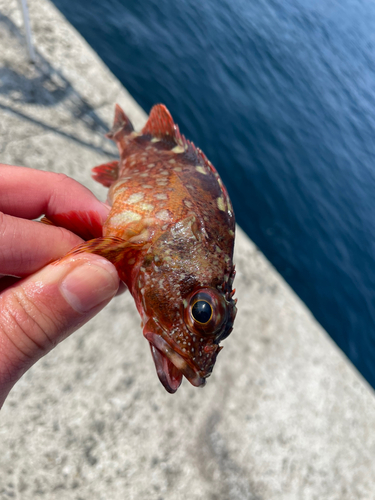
[{"xmin": 1, "ymin": 1, "xmax": 375, "ymax": 498}]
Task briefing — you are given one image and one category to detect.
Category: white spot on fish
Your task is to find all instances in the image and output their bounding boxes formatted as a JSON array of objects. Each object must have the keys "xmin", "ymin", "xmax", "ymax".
[
  {"xmin": 138, "ymin": 202, "xmax": 155, "ymax": 212},
  {"xmin": 127, "ymin": 192, "xmax": 145, "ymax": 204},
  {"xmin": 156, "ymin": 209, "xmax": 171, "ymax": 221},
  {"xmin": 160, "ymin": 170, "xmax": 169, "ymax": 176},
  {"xmin": 172, "ymin": 144, "xmax": 185, "ymax": 154},
  {"xmin": 217, "ymin": 197, "xmax": 226, "ymax": 211},
  {"xmin": 111, "ymin": 186, "xmax": 128, "ymax": 201},
  {"xmin": 228, "ymin": 229, "xmax": 235, "ymax": 236},
  {"xmin": 111, "ymin": 211, "xmax": 141, "ymax": 225},
  {"xmin": 128, "ymin": 258, "xmax": 135, "ymax": 265},
  {"xmin": 143, "ymin": 185, "xmax": 153, "ymax": 189},
  {"xmin": 168, "ymin": 159, "xmax": 176, "ymax": 164},
  {"xmin": 155, "ymin": 193, "xmax": 168, "ymax": 200},
  {"xmin": 147, "ymin": 163, "xmax": 156, "ymax": 168},
  {"xmin": 196, "ymin": 166, "xmax": 207, "ymax": 175},
  {"xmin": 151, "ymin": 138, "xmax": 160, "ymax": 143},
  {"xmin": 174, "ymin": 167, "xmax": 182, "ymax": 172},
  {"xmin": 183, "ymin": 199, "xmax": 193, "ymax": 208},
  {"xmin": 227, "ymin": 198, "xmax": 234, "ymax": 215}
]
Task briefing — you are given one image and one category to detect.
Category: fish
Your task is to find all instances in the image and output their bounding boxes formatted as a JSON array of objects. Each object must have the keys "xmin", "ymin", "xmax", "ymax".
[{"xmin": 52, "ymin": 104, "xmax": 237, "ymax": 393}]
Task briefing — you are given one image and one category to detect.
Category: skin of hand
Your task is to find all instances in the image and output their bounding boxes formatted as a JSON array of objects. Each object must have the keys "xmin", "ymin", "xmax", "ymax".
[{"xmin": 0, "ymin": 164, "xmax": 120, "ymax": 408}]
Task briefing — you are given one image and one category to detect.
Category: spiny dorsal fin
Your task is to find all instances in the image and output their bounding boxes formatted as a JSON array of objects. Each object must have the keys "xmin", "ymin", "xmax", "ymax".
[
  {"xmin": 106, "ymin": 104, "xmax": 134, "ymax": 141},
  {"xmin": 91, "ymin": 160, "xmax": 119, "ymax": 187},
  {"xmin": 142, "ymin": 104, "xmax": 181, "ymax": 143}
]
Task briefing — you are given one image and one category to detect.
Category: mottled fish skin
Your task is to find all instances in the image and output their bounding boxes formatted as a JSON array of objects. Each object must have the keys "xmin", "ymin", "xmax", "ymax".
[{"xmin": 62, "ymin": 104, "xmax": 237, "ymax": 393}]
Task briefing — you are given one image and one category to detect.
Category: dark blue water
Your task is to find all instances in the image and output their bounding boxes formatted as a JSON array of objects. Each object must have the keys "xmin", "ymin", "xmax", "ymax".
[{"xmin": 52, "ymin": 0, "xmax": 375, "ymax": 387}]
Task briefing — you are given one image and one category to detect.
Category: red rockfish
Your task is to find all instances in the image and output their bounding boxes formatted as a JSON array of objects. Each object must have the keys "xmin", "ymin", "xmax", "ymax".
[{"xmin": 56, "ymin": 104, "xmax": 237, "ymax": 393}]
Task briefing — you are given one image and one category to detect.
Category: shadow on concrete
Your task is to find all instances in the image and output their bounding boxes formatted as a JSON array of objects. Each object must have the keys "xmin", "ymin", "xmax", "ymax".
[
  {"xmin": 0, "ymin": 12, "xmax": 116, "ymax": 157},
  {"xmin": 195, "ymin": 410, "xmax": 262, "ymax": 500}
]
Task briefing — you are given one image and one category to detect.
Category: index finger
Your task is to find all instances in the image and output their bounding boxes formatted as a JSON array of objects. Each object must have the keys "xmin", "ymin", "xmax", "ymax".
[{"xmin": 0, "ymin": 164, "xmax": 108, "ymax": 224}]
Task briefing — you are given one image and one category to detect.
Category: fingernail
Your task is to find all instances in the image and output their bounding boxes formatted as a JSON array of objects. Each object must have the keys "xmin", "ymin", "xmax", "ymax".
[{"xmin": 60, "ymin": 257, "xmax": 119, "ymax": 313}]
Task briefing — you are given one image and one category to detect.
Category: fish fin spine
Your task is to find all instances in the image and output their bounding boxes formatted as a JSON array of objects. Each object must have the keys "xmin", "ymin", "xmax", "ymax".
[
  {"xmin": 91, "ymin": 160, "xmax": 120, "ymax": 187},
  {"xmin": 106, "ymin": 104, "xmax": 134, "ymax": 141},
  {"xmin": 56, "ymin": 236, "xmax": 129, "ymax": 266},
  {"xmin": 142, "ymin": 104, "xmax": 186, "ymax": 147},
  {"xmin": 188, "ymin": 141, "xmax": 233, "ymax": 216},
  {"xmin": 40, "ymin": 216, "xmax": 54, "ymax": 226}
]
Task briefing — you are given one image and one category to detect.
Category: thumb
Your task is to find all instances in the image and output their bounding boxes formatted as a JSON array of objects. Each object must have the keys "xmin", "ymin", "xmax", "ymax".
[{"xmin": 0, "ymin": 254, "xmax": 119, "ymax": 407}]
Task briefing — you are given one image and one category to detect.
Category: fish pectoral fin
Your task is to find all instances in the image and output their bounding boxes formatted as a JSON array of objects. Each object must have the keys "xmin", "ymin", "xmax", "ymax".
[
  {"xmin": 39, "ymin": 210, "xmax": 103, "ymax": 240},
  {"xmin": 58, "ymin": 236, "xmax": 129, "ymax": 266},
  {"xmin": 91, "ymin": 160, "xmax": 120, "ymax": 187},
  {"xmin": 106, "ymin": 104, "xmax": 134, "ymax": 142}
]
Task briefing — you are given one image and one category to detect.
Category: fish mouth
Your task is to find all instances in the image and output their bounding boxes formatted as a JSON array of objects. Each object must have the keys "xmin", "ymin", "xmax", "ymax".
[{"xmin": 144, "ymin": 331, "xmax": 206, "ymax": 394}]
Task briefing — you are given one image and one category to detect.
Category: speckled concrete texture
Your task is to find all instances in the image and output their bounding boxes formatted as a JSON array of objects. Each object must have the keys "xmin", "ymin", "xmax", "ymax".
[{"xmin": 1, "ymin": 1, "xmax": 375, "ymax": 498}]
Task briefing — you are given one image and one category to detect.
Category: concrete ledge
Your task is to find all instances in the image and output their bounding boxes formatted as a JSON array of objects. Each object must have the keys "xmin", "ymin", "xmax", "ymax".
[{"xmin": 1, "ymin": 1, "xmax": 375, "ymax": 498}]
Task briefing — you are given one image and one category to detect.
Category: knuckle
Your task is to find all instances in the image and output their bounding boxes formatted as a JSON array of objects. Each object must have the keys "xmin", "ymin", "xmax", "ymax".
[
  {"xmin": 53, "ymin": 173, "xmax": 79, "ymax": 193},
  {"xmin": 54, "ymin": 172, "xmax": 71, "ymax": 184},
  {"xmin": 0, "ymin": 288, "xmax": 61, "ymax": 363},
  {"xmin": 0, "ymin": 211, "xmax": 8, "ymax": 240},
  {"xmin": 16, "ymin": 288, "xmax": 62, "ymax": 349},
  {"xmin": 55, "ymin": 224, "xmax": 82, "ymax": 249}
]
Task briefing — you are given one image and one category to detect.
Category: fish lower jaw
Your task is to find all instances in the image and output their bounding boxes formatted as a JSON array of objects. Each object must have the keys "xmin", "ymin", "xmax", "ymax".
[{"xmin": 144, "ymin": 331, "xmax": 206, "ymax": 392}]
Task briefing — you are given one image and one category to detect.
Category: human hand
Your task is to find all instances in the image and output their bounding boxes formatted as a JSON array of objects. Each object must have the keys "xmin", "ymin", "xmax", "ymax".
[{"xmin": 0, "ymin": 164, "xmax": 120, "ymax": 408}]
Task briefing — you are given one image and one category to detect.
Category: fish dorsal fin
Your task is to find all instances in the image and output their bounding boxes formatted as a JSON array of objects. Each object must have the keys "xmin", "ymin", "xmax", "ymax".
[
  {"xmin": 91, "ymin": 160, "xmax": 119, "ymax": 187},
  {"xmin": 106, "ymin": 104, "xmax": 134, "ymax": 141},
  {"xmin": 142, "ymin": 104, "xmax": 180, "ymax": 143}
]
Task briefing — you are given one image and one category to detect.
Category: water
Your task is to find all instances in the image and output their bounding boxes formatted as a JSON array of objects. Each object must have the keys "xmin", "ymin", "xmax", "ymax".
[{"xmin": 52, "ymin": 0, "xmax": 375, "ymax": 387}]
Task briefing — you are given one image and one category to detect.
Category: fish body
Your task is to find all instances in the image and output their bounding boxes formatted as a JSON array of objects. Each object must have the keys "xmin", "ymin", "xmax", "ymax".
[{"xmin": 63, "ymin": 104, "xmax": 237, "ymax": 393}]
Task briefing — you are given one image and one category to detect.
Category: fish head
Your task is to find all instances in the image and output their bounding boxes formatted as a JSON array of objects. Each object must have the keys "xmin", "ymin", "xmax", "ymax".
[{"xmin": 133, "ymin": 216, "xmax": 237, "ymax": 393}]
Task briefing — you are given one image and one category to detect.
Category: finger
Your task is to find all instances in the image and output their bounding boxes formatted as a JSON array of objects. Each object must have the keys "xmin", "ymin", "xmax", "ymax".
[
  {"xmin": 0, "ymin": 164, "xmax": 109, "ymax": 224},
  {"xmin": 0, "ymin": 253, "xmax": 120, "ymax": 407},
  {"xmin": 0, "ymin": 212, "xmax": 84, "ymax": 277},
  {"xmin": 116, "ymin": 281, "xmax": 127, "ymax": 296}
]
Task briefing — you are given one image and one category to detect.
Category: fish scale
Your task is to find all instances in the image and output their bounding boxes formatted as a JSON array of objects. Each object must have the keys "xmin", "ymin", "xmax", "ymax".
[{"xmin": 54, "ymin": 104, "xmax": 237, "ymax": 393}]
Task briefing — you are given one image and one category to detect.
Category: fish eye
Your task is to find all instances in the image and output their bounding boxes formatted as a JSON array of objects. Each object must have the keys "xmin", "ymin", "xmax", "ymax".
[
  {"xmin": 191, "ymin": 300, "xmax": 213, "ymax": 324},
  {"xmin": 184, "ymin": 288, "xmax": 227, "ymax": 336}
]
